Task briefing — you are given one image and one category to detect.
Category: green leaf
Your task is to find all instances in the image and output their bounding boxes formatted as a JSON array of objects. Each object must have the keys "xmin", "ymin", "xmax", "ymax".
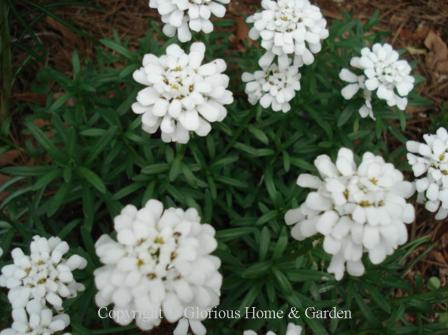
[
  {"xmin": 48, "ymin": 93, "xmax": 72, "ymax": 114},
  {"xmin": 100, "ymin": 39, "xmax": 135, "ymax": 60},
  {"xmin": 256, "ymin": 210, "xmax": 278, "ymax": 225},
  {"xmin": 47, "ymin": 182, "xmax": 71, "ymax": 216},
  {"xmin": 33, "ymin": 169, "xmax": 60, "ymax": 190},
  {"xmin": 305, "ymin": 106, "xmax": 333, "ymax": 138},
  {"xmin": 264, "ymin": 167, "xmax": 278, "ymax": 203},
  {"xmin": 27, "ymin": 121, "xmax": 65, "ymax": 161},
  {"xmin": 1, "ymin": 166, "xmax": 53, "ymax": 176},
  {"xmin": 113, "ymin": 183, "xmax": 143, "ymax": 200},
  {"xmin": 304, "ymin": 318, "xmax": 330, "ymax": 335},
  {"xmin": 77, "ymin": 167, "xmax": 106, "ymax": 194},
  {"xmin": 388, "ymin": 125, "xmax": 407, "ymax": 143},
  {"xmin": 211, "ymin": 155, "xmax": 239, "ymax": 168},
  {"xmin": 337, "ymin": 105, "xmax": 356, "ymax": 127},
  {"xmin": 272, "ymin": 267, "xmax": 292, "ymax": 293},
  {"xmin": 0, "ymin": 186, "xmax": 34, "ymax": 210},
  {"xmin": 86, "ymin": 126, "xmax": 117, "ymax": 164},
  {"xmin": 290, "ymin": 158, "xmax": 315, "ymax": 172},
  {"xmin": 169, "ymin": 157, "xmax": 182, "ymax": 182},
  {"xmin": 72, "ymin": 51, "xmax": 80, "ymax": 77},
  {"xmin": 217, "ymin": 227, "xmax": 256, "ymax": 241},
  {"xmin": 141, "ymin": 163, "xmax": 169, "ymax": 175},
  {"xmin": 272, "ymin": 228, "xmax": 288, "ymax": 259},
  {"xmin": 241, "ymin": 261, "xmax": 271, "ymax": 279},
  {"xmin": 238, "ymin": 284, "xmax": 261, "ymax": 312},
  {"xmin": 367, "ymin": 285, "xmax": 391, "ymax": 313},
  {"xmin": 352, "ymin": 285, "xmax": 380, "ymax": 325},
  {"xmin": 215, "ymin": 176, "xmax": 248, "ymax": 189},
  {"xmin": 259, "ymin": 227, "xmax": 271, "ymax": 261},
  {"xmin": 0, "ymin": 176, "xmax": 24, "ymax": 193},
  {"xmin": 249, "ymin": 126, "xmax": 269, "ymax": 144}
]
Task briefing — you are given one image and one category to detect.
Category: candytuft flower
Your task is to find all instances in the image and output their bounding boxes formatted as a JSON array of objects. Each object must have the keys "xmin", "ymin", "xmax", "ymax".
[
  {"xmin": 0, "ymin": 299, "xmax": 71, "ymax": 335},
  {"xmin": 0, "ymin": 236, "xmax": 87, "ymax": 310},
  {"xmin": 132, "ymin": 42, "xmax": 233, "ymax": 144},
  {"xmin": 149, "ymin": 0, "xmax": 230, "ymax": 42},
  {"xmin": 285, "ymin": 148, "xmax": 415, "ymax": 280},
  {"xmin": 242, "ymin": 59, "xmax": 301, "ymax": 112},
  {"xmin": 407, "ymin": 127, "xmax": 448, "ymax": 220},
  {"xmin": 94, "ymin": 199, "xmax": 222, "ymax": 332},
  {"xmin": 340, "ymin": 43, "xmax": 415, "ymax": 119},
  {"xmin": 244, "ymin": 323, "xmax": 302, "ymax": 335},
  {"xmin": 247, "ymin": 0, "xmax": 329, "ymax": 68},
  {"xmin": 174, "ymin": 317, "xmax": 207, "ymax": 335}
]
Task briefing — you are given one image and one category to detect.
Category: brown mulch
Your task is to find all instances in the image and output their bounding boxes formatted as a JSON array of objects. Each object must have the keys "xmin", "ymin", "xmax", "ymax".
[
  {"xmin": 11, "ymin": 0, "xmax": 448, "ymax": 105},
  {"xmin": 4, "ymin": 1, "xmax": 448, "ymax": 333}
]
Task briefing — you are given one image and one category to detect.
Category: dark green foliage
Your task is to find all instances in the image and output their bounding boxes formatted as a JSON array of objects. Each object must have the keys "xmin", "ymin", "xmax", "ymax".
[{"xmin": 0, "ymin": 11, "xmax": 446, "ymax": 335}]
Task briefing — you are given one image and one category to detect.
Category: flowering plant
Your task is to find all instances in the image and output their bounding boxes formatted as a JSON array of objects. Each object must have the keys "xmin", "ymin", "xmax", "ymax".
[
  {"xmin": 94, "ymin": 200, "xmax": 221, "ymax": 333},
  {"xmin": 0, "ymin": 1, "xmax": 446, "ymax": 335},
  {"xmin": 340, "ymin": 43, "xmax": 415, "ymax": 119},
  {"xmin": 285, "ymin": 148, "xmax": 415, "ymax": 280},
  {"xmin": 407, "ymin": 127, "xmax": 448, "ymax": 220}
]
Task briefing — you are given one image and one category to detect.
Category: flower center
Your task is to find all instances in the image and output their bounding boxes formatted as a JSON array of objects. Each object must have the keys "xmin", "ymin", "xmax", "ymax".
[
  {"xmin": 264, "ymin": 65, "xmax": 289, "ymax": 89},
  {"xmin": 162, "ymin": 64, "xmax": 196, "ymax": 101},
  {"xmin": 21, "ymin": 259, "xmax": 55, "ymax": 288},
  {"xmin": 130, "ymin": 232, "xmax": 182, "ymax": 280},
  {"xmin": 274, "ymin": 6, "xmax": 302, "ymax": 32},
  {"xmin": 337, "ymin": 176, "xmax": 386, "ymax": 214}
]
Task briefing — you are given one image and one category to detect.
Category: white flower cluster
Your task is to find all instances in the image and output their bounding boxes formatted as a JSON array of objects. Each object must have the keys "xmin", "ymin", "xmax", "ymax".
[
  {"xmin": 132, "ymin": 42, "xmax": 233, "ymax": 144},
  {"xmin": 285, "ymin": 148, "xmax": 415, "ymax": 280},
  {"xmin": 244, "ymin": 323, "xmax": 302, "ymax": 335},
  {"xmin": 149, "ymin": 0, "xmax": 230, "ymax": 42},
  {"xmin": 407, "ymin": 127, "xmax": 448, "ymax": 220},
  {"xmin": 0, "ymin": 299, "xmax": 70, "ymax": 335},
  {"xmin": 247, "ymin": 0, "xmax": 329, "ymax": 67},
  {"xmin": 340, "ymin": 43, "xmax": 415, "ymax": 119},
  {"xmin": 242, "ymin": 59, "xmax": 301, "ymax": 112},
  {"xmin": 0, "ymin": 236, "xmax": 87, "ymax": 335},
  {"xmin": 244, "ymin": 0, "xmax": 328, "ymax": 112},
  {"xmin": 94, "ymin": 199, "xmax": 222, "ymax": 334}
]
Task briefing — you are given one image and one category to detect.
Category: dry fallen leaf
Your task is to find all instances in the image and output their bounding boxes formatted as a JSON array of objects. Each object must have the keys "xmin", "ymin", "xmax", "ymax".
[
  {"xmin": 0, "ymin": 150, "xmax": 20, "ymax": 166},
  {"xmin": 13, "ymin": 92, "xmax": 47, "ymax": 105},
  {"xmin": 46, "ymin": 16, "xmax": 82, "ymax": 48},
  {"xmin": 406, "ymin": 46, "xmax": 427, "ymax": 56},
  {"xmin": 424, "ymin": 31, "xmax": 448, "ymax": 74},
  {"xmin": 229, "ymin": 16, "xmax": 250, "ymax": 52}
]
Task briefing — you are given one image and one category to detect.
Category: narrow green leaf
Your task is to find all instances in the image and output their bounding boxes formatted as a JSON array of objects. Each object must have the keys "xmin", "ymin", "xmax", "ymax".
[
  {"xmin": 47, "ymin": 182, "xmax": 71, "ymax": 216},
  {"xmin": 241, "ymin": 261, "xmax": 271, "ymax": 279},
  {"xmin": 141, "ymin": 163, "xmax": 169, "ymax": 175},
  {"xmin": 337, "ymin": 105, "xmax": 356, "ymax": 127},
  {"xmin": 100, "ymin": 39, "xmax": 135, "ymax": 60},
  {"xmin": 86, "ymin": 126, "xmax": 117, "ymax": 164},
  {"xmin": 259, "ymin": 227, "xmax": 271, "ymax": 261},
  {"xmin": 272, "ymin": 228, "xmax": 288, "ymax": 259},
  {"xmin": 48, "ymin": 93, "xmax": 72, "ymax": 114},
  {"xmin": 27, "ymin": 121, "xmax": 65, "ymax": 161},
  {"xmin": 216, "ymin": 227, "xmax": 256, "ymax": 241},
  {"xmin": 272, "ymin": 267, "xmax": 292, "ymax": 293},
  {"xmin": 77, "ymin": 167, "xmax": 106, "ymax": 194},
  {"xmin": 33, "ymin": 169, "xmax": 60, "ymax": 190}
]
